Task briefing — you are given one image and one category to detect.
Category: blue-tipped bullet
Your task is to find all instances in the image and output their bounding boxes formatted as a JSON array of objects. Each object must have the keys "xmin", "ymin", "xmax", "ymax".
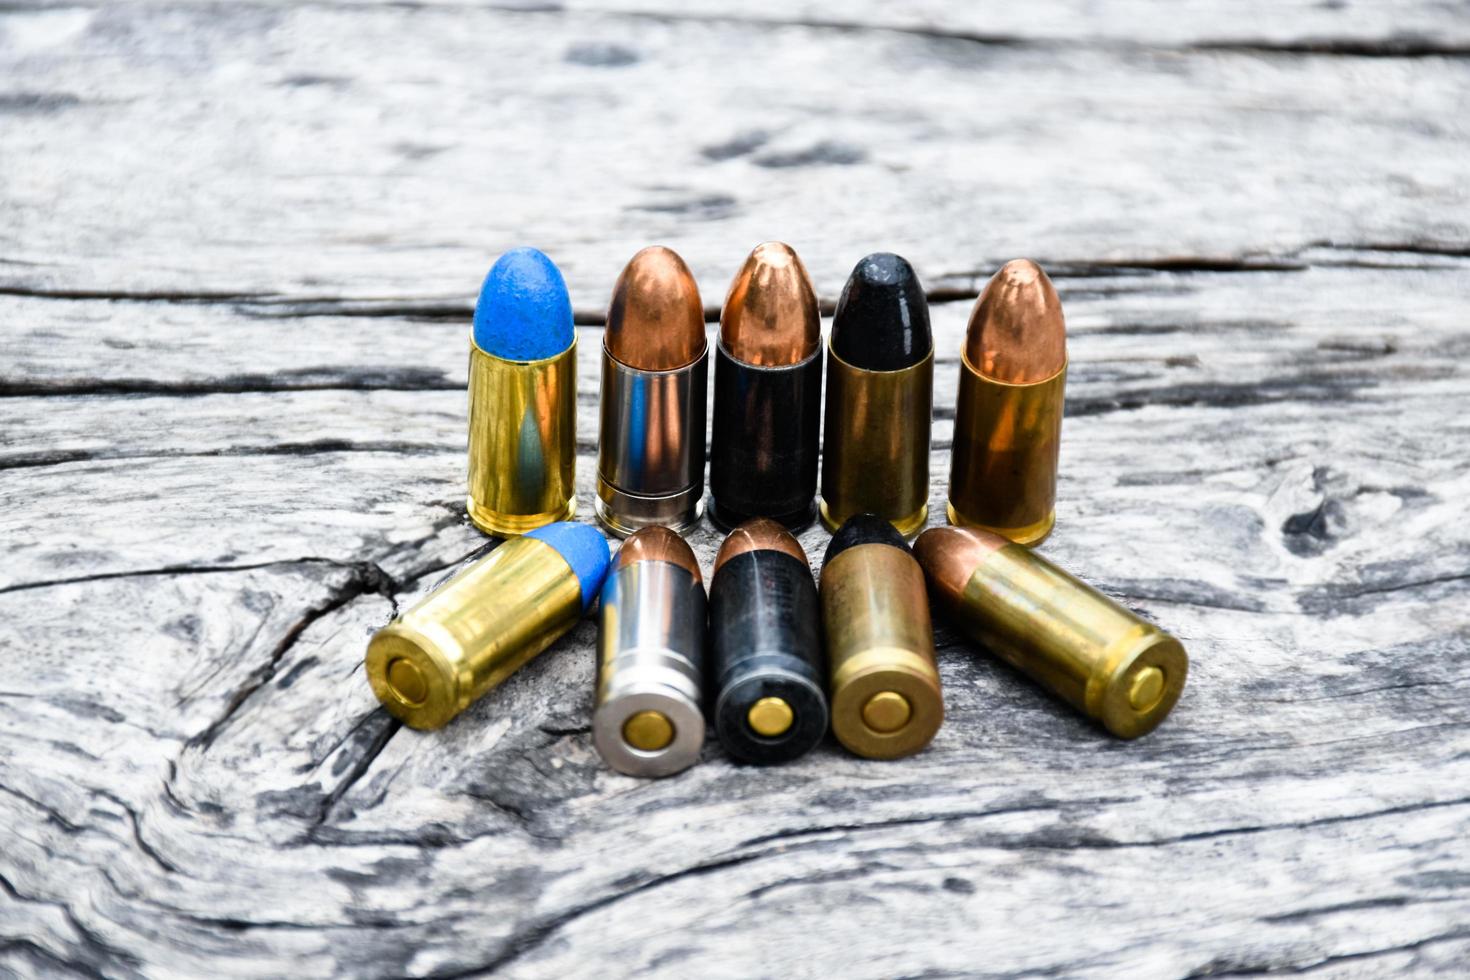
[
  {"xmin": 467, "ymin": 248, "xmax": 579, "ymax": 537},
  {"xmin": 366, "ymin": 522, "xmax": 611, "ymax": 729}
]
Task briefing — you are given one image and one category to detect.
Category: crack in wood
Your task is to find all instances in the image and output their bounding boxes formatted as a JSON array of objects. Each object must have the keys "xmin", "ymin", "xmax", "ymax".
[
  {"xmin": 0, "ymin": 372, "xmax": 459, "ymax": 399},
  {"xmin": 0, "ymin": 441, "xmax": 455, "ymax": 472},
  {"xmin": 184, "ymin": 562, "xmax": 398, "ymax": 754},
  {"xmin": 3, "ymin": 245, "xmax": 1464, "ymax": 330},
  {"xmin": 1185, "ymin": 926, "xmax": 1470, "ymax": 977},
  {"xmin": 418, "ymin": 793, "xmax": 1470, "ymax": 974},
  {"xmin": 476, "ymin": 4, "xmax": 1470, "ymax": 61},
  {"xmin": 311, "ymin": 714, "xmax": 402, "ymax": 830},
  {"xmin": 0, "ymin": 557, "xmax": 387, "ymax": 597},
  {"xmin": 439, "ymin": 849, "xmax": 777, "ymax": 977}
]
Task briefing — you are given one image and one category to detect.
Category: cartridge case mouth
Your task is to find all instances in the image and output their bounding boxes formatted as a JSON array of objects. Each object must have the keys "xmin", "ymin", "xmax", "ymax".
[
  {"xmin": 947, "ymin": 357, "xmax": 1065, "ymax": 547},
  {"xmin": 594, "ymin": 481, "xmax": 705, "ymax": 537},
  {"xmin": 819, "ymin": 345, "xmax": 932, "ymax": 536},
  {"xmin": 466, "ymin": 341, "xmax": 578, "ymax": 538},
  {"xmin": 594, "ymin": 561, "xmax": 707, "ymax": 777},
  {"xmin": 949, "ymin": 541, "xmax": 1189, "ymax": 739},
  {"xmin": 821, "ymin": 543, "xmax": 943, "ymax": 760},
  {"xmin": 595, "ymin": 347, "xmax": 708, "ymax": 538},
  {"xmin": 365, "ymin": 537, "xmax": 583, "ymax": 730},
  {"xmin": 708, "ymin": 341, "xmax": 822, "ymax": 533}
]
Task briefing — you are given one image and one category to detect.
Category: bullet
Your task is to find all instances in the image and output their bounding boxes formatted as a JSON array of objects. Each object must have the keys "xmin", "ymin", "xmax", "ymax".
[
  {"xmin": 366, "ymin": 522, "xmax": 610, "ymax": 730},
  {"xmin": 947, "ymin": 259, "xmax": 1067, "ymax": 546},
  {"xmin": 708, "ymin": 243, "xmax": 823, "ymax": 531},
  {"xmin": 915, "ymin": 525, "xmax": 1187, "ymax": 739},
  {"xmin": 466, "ymin": 248, "xmax": 578, "ymax": 537},
  {"xmin": 820, "ymin": 514, "xmax": 944, "ymax": 759},
  {"xmin": 594, "ymin": 526, "xmax": 707, "ymax": 777},
  {"xmin": 709, "ymin": 519, "xmax": 827, "ymax": 764},
  {"xmin": 819, "ymin": 253, "xmax": 933, "ymax": 538},
  {"xmin": 595, "ymin": 247, "xmax": 709, "ymax": 538}
]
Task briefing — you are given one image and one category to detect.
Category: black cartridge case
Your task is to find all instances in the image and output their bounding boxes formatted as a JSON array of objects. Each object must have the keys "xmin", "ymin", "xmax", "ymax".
[
  {"xmin": 708, "ymin": 345, "xmax": 823, "ymax": 531},
  {"xmin": 708, "ymin": 242, "xmax": 824, "ymax": 532},
  {"xmin": 710, "ymin": 535, "xmax": 827, "ymax": 764}
]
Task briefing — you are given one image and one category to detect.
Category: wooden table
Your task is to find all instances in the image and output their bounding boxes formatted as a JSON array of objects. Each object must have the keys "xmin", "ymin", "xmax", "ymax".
[{"xmin": 4, "ymin": 2, "xmax": 1468, "ymax": 976}]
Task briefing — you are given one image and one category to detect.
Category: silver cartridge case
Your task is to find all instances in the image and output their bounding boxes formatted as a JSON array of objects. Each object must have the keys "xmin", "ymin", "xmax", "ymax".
[
  {"xmin": 595, "ymin": 349, "xmax": 709, "ymax": 536},
  {"xmin": 593, "ymin": 558, "xmax": 708, "ymax": 777}
]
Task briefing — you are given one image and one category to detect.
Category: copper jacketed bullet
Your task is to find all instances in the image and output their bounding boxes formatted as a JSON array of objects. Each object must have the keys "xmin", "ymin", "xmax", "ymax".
[
  {"xmin": 948, "ymin": 259, "xmax": 1067, "ymax": 546},
  {"xmin": 915, "ymin": 525, "xmax": 1187, "ymax": 739},
  {"xmin": 595, "ymin": 247, "xmax": 709, "ymax": 537},
  {"xmin": 821, "ymin": 514, "xmax": 944, "ymax": 760},
  {"xmin": 708, "ymin": 243, "xmax": 823, "ymax": 531},
  {"xmin": 594, "ymin": 526, "xmax": 708, "ymax": 777},
  {"xmin": 709, "ymin": 519, "xmax": 828, "ymax": 764},
  {"xmin": 819, "ymin": 253, "xmax": 934, "ymax": 538}
]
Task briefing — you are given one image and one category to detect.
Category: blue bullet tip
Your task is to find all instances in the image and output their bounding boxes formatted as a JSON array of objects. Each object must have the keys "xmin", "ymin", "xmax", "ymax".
[
  {"xmin": 473, "ymin": 247, "xmax": 575, "ymax": 361},
  {"xmin": 525, "ymin": 522, "xmax": 612, "ymax": 611}
]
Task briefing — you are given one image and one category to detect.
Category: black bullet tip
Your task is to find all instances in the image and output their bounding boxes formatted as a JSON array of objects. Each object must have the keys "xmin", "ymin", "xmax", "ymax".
[
  {"xmin": 829, "ymin": 252, "xmax": 932, "ymax": 371},
  {"xmin": 824, "ymin": 513, "xmax": 910, "ymax": 564}
]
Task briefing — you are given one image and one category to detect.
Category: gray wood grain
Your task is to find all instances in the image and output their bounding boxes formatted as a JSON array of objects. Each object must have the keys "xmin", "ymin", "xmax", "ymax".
[
  {"xmin": 1, "ymin": 3, "xmax": 1467, "ymax": 306},
  {"xmin": 3, "ymin": 1, "xmax": 1469, "ymax": 977}
]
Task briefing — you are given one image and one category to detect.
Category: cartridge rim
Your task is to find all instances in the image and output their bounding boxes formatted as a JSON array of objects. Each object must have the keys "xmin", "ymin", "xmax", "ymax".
[
  {"xmin": 594, "ymin": 480, "xmax": 704, "ymax": 538},
  {"xmin": 467, "ymin": 495, "xmax": 577, "ymax": 538},
  {"xmin": 944, "ymin": 501, "xmax": 1055, "ymax": 549},
  {"xmin": 714, "ymin": 668, "xmax": 829, "ymax": 764},
  {"xmin": 364, "ymin": 620, "xmax": 463, "ymax": 730},
  {"xmin": 708, "ymin": 497, "xmax": 819, "ymax": 535},
  {"xmin": 594, "ymin": 689, "xmax": 705, "ymax": 778},
  {"xmin": 820, "ymin": 498, "xmax": 928, "ymax": 539},
  {"xmin": 829, "ymin": 647, "xmax": 943, "ymax": 760},
  {"xmin": 1089, "ymin": 630, "xmax": 1189, "ymax": 739}
]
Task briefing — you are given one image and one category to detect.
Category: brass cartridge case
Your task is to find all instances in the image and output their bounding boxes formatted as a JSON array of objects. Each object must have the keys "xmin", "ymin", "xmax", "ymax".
[
  {"xmin": 917, "ymin": 527, "xmax": 1187, "ymax": 739},
  {"xmin": 466, "ymin": 341, "xmax": 577, "ymax": 537},
  {"xmin": 819, "ymin": 349, "xmax": 933, "ymax": 538},
  {"xmin": 822, "ymin": 543, "xmax": 944, "ymax": 759},
  {"xmin": 366, "ymin": 536, "xmax": 583, "ymax": 730},
  {"xmin": 947, "ymin": 361, "xmax": 1065, "ymax": 547}
]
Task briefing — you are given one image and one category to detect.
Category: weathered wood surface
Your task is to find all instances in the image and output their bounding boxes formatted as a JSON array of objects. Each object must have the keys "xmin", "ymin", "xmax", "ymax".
[{"xmin": 3, "ymin": 2, "xmax": 1470, "ymax": 978}]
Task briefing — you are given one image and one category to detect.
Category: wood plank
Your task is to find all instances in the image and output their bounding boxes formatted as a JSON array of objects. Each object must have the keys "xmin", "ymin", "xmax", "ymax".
[
  {"xmin": 0, "ymin": 3, "xmax": 1467, "ymax": 307},
  {"xmin": 4, "ymin": 0, "xmax": 1469, "ymax": 974},
  {"xmin": 3, "ymin": 263, "xmax": 1468, "ymax": 973}
]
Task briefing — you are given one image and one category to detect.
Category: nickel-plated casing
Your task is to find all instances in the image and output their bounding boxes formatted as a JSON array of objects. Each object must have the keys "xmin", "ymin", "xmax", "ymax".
[
  {"xmin": 819, "ymin": 348, "xmax": 933, "ymax": 538},
  {"xmin": 466, "ymin": 341, "xmax": 577, "ymax": 537},
  {"xmin": 708, "ymin": 342, "xmax": 823, "ymax": 531},
  {"xmin": 948, "ymin": 359, "xmax": 1066, "ymax": 547},
  {"xmin": 365, "ymin": 537, "xmax": 583, "ymax": 730},
  {"xmin": 820, "ymin": 543, "xmax": 943, "ymax": 759},
  {"xmin": 594, "ymin": 560, "xmax": 707, "ymax": 777},
  {"xmin": 595, "ymin": 348, "xmax": 709, "ymax": 537},
  {"xmin": 709, "ymin": 550, "xmax": 827, "ymax": 763},
  {"xmin": 931, "ymin": 539, "xmax": 1187, "ymax": 739}
]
